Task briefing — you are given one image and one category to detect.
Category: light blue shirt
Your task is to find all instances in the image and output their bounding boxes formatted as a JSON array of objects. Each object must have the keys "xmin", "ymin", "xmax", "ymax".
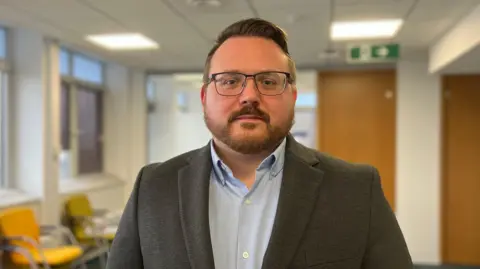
[{"xmin": 209, "ymin": 138, "xmax": 286, "ymax": 269}]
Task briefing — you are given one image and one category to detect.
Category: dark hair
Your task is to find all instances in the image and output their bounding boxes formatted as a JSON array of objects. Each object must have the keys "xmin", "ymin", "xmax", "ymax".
[{"xmin": 203, "ymin": 18, "xmax": 296, "ymax": 84}]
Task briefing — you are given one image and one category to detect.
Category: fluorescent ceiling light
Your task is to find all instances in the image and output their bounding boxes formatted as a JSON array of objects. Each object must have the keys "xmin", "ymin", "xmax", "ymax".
[
  {"xmin": 86, "ymin": 33, "xmax": 159, "ymax": 50},
  {"xmin": 331, "ymin": 19, "xmax": 403, "ymax": 40}
]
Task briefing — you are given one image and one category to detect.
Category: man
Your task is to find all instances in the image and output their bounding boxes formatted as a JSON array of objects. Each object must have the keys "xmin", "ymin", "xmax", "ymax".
[{"xmin": 106, "ymin": 18, "xmax": 412, "ymax": 269}]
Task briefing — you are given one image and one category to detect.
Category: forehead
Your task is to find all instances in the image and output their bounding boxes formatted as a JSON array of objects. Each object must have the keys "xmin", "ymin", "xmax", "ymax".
[{"xmin": 209, "ymin": 36, "xmax": 290, "ymax": 74}]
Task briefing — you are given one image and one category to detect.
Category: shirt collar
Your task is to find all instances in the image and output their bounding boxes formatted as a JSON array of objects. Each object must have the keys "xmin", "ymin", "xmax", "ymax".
[{"xmin": 210, "ymin": 138, "xmax": 287, "ymax": 186}]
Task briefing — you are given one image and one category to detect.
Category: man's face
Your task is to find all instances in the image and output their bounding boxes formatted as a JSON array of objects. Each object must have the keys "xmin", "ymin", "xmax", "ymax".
[{"xmin": 201, "ymin": 36, "xmax": 297, "ymax": 154}]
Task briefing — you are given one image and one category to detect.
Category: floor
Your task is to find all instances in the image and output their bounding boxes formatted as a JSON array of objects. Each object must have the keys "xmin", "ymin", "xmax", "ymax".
[
  {"xmin": 87, "ymin": 264, "xmax": 480, "ymax": 269},
  {"xmin": 415, "ymin": 265, "xmax": 480, "ymax": 269},
  {"xmin": 83, "ymin": 261, "xmax": 480, "ymax": 269}
]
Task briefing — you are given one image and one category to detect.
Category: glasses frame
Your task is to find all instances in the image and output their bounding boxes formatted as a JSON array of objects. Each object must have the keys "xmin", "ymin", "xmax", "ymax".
[{"xmin": 207, "ymin": 71, "xmax": 293, "ymax": 96}]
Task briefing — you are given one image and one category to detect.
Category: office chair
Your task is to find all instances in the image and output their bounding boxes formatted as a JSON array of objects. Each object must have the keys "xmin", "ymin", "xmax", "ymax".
[
  {"xmin": 0, "ymin": 207, "xmax": 87, "ymax": 269},
  {"xmin": 64, "ymin": 194, "xmax": 119, "ymax": 246}
]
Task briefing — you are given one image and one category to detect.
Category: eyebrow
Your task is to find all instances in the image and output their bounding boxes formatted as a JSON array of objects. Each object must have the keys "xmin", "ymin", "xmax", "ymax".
[{"xmin": 215, "ymin": 69, "xmax": 287, "ymax": 74}]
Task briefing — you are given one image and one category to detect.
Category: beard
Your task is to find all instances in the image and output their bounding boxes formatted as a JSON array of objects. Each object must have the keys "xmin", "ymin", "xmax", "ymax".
[{"xmin": 204, "ymin": 104, "xmax": 294, "ymax": 154}]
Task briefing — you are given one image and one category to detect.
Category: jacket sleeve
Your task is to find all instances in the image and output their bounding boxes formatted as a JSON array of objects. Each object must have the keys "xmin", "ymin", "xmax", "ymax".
[
  {"xmin": 362, "ymin": 167, "xmax": 413, "ymax": 269},
  {"xmin": 106, "ymin": 166, "xmax": 145, "ymax": 269}
]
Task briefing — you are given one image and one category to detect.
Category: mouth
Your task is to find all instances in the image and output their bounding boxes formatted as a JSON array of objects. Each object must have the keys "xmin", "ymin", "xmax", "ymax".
[{"xmin": 234, "ymin": 115, "xmax": 265, "ymax": 122}]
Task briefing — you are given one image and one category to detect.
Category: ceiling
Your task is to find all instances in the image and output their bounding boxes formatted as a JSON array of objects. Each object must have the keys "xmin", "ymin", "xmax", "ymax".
[
  {"xmin": 0, "ymin": 0, "xmax": 478, "ymax": 72},
  {"xmin": 439, "ymin": 43, "xmax": 480, "ymax": 74}
]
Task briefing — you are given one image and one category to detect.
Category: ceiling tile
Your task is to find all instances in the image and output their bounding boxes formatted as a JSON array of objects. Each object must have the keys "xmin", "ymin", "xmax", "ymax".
[
  {"xmin": 84, "ymin": 0, "xmax": 206, "ymax": 39},
  {"xmin": 1, "ymin": 0, "xmax": 124, "ymax": 35},
  {"xmin": 186, "ymin": 12, "xmax": 259, "ymax": 39},
  {"xmin": 396, "ymin": 0, "xmax": 480, "ymax": 46},
  {"xmin": 333, "ymin": 0, "xmax": 415, "ymax": 21},
  {"xmin": 251, "ymin": 0, "xmax": 329, "ymax": 12},
  {"xmin": 163, "ymin": 0, "xmax": 252, "ymax": 15},
  {"xmin": 85, "ymin": 0, "xmax": 214, "ymax": 59}
]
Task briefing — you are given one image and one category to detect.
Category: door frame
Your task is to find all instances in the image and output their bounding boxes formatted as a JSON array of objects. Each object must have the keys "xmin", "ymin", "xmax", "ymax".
[
  {"xmin": 440, "ymin": 76, "xmax": 448, "ymax": 262},
  {"xmin": 440, "ymin": 75, "xmax": 449, "ymax": 263}
]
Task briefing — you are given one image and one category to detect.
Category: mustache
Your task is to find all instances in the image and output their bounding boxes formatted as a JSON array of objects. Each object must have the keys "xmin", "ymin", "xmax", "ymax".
[{"xmin": 228, "ymin": 106, "xmax": 270, "ymax": 123}]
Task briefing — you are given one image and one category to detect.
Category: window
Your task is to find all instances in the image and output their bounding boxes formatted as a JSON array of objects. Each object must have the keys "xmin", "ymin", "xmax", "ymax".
[
  {"xmin": 59, "ymin": 48, "xmax": 103, "ymax": 84},
  {"xmin": 0, "ymin": 26, "xmax": 8, "ymax": 187},
  {"xmin": 296, "ymin": 92, "xmax": 317, "ymax": 108},
  {"xmin": 0, "ymin": 72, "xmax": 6, "ymax": 186},
  {"xmin": 60, "ymin": 48, "xmax": 70, "ymax": 76},
  {"xmin": 73, "ymin": 54, "xmax": 103, "ymax": 84},
  {"xmin": 59, "ymin": 47, "xmax": 104, "ymax": 178},
  {"xmin": 0, "ymin": 27, "xmax": 6, "ymax": 59}
]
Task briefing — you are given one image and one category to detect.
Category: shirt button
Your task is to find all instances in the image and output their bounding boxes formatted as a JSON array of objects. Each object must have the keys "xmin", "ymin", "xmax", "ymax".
[
  {"xmin": 245, "ymin": 199, "xmax": 252, "ymax": 205},
  {"xmin": 242, "ymin": 252, "xmax": 249, "ymax": 259}
]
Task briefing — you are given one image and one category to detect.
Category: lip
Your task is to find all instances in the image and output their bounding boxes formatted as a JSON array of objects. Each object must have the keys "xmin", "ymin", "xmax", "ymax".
[{"xmin": 234, "ymin": 115, "xmax": 264, "ymax": 121}]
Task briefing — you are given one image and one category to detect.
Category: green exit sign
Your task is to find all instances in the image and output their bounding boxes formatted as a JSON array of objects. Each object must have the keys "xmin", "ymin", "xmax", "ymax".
[{"xmin": 347, "ymin": 43, "xmax": 400, "ymax": 63}]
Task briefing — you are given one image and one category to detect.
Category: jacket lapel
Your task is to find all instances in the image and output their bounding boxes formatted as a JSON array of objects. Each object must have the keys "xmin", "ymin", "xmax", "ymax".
[
  {"xmin": 178, "ymin": 144, "xmax": 215, "ymax": 269},
  {"xmin": 262, "ymin": 136, "xmax": 325, "ymax": 269}
]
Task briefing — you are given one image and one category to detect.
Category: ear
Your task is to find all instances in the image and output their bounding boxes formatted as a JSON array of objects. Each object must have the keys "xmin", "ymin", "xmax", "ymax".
[
  {"xmin": 292, "ymin": 85, "xmax": 298, "ymax": 101},
  {"xmin": 201, "ymin": 84, "xmax": 207, "ymax": 106}
]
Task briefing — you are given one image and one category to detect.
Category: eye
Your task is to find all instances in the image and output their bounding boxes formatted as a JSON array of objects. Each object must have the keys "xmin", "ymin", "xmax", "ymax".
[
  {"xmin": 257, "ymin": 73, "xmax": 282, "ymax": 89},
  {"xmin": 221, "ymin": 79, "xmax": 239, "ymax": 85},
  {"xmin": 262, "ymin": 79, "xmax": 277, "ymax": 86},
  {"xmin": 215, "ymin": 73, "xmax": 244, "ymax": 89}
]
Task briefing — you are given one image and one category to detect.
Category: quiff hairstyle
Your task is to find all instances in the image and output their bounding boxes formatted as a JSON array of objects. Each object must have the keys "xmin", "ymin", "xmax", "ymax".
[{"xmin": 202, "ymin": 18, "xmax": 297, "ymax": 84}]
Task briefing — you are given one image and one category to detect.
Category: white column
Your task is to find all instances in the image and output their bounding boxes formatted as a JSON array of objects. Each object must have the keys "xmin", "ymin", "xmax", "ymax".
[
  {"xmin": 125, "ymin": 70, "xmax": 147, "ymax": 201},
  {"xmin": 42, "ymin": 39, "xmax": 61, "ymax": 225},
  {"xmin": 396, "ymin": 59, "xmax": 442, "ymax": 264},
  {"xmin": 104, "ymin": 63, "xmax": 130, "ymax": 181}
]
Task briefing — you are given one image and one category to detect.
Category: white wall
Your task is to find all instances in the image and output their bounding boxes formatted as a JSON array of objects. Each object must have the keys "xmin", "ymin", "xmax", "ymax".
[
  {"xmin": 103, "ymin": 64, "xmax": 148, "ymax": 205},
  {"xmin": 173, "ymin": 90, "xmax": 211, "ymax": 156},
  {"xmin": 396, "ymin": 60, "xmax": 442, "ymax": 264},
  {"xmin": 10, "ymin": 28, "xmax": 62, "ymax": 225},
  {"xmin": 147, "ymin": 76, "xmax": 172, "ymax": 162},
  {"xmin": 147, "ymin": 75, "xmax": 209, "ymax": 162},
  {"xmin": 291, "ymin": 110, "xmax": 316, "ymax": 148},
  {"xmin": 291, "ymin": 70, "xmax": 317, "ymax": 149},
  {"xmin": 104, "ymin": 63, "xmax": 130, "ymax": 181},
  {"xmin": 11, "ymin": 28, "xmax": 45, "ymax": 197}
]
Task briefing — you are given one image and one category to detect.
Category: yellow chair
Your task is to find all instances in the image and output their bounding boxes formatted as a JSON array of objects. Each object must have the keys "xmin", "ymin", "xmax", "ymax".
[
  {"xmin": 64, "ymin": 194, "xmax": 117, "ymax": 245},
  {"xmin": 0, "ymin": 207, "xmax": 86, "ymax": 269},
  {"xmin": 1, "ymin": 236, "xmax": 39, "ymax": 269}
]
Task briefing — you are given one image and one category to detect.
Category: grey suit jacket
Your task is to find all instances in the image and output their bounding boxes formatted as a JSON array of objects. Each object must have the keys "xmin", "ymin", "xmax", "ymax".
[{"xmin": 106, "ymin": 135, "xmax": 412, "ymax": 269}]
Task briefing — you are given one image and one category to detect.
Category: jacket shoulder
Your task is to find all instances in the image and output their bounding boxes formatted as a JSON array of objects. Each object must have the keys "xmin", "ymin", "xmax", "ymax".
[
  {"xmin": 302, "ymin": 145, "xmax": 376, "ymax": 182},
  {"xmin": 139, "ymin": 148, "xmax": 205, "ymax": 180}
]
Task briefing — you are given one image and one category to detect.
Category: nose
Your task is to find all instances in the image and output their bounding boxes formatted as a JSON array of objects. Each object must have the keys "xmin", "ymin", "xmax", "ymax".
[{"xmin": 239, "ymin": 77, "xmax": 260, "ymax": 105}]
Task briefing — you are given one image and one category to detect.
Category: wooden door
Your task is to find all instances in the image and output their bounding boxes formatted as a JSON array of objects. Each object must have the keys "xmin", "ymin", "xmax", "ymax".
[
  {"xmin": 442, "ymin": 75, "xmax": 480, "ymax": 265},
  {"xmin": 318, "ymin": 70, "xmax": 396, "ymax": 210}
]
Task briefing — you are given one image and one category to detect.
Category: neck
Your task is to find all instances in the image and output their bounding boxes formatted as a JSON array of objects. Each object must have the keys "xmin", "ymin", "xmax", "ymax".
[{"xmin": 212, "ymin": 138, "xmax": 275, "ymax": 182}]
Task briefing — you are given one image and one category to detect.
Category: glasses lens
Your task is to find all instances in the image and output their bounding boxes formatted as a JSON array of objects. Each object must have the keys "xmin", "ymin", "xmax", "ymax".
[
  {"xmin": 214, "ymin": 73, "xmax": 245, "ymax": 95},
  {"xmin": 255, "ymin": 72, "xmax": 286, "ymax": 95}
]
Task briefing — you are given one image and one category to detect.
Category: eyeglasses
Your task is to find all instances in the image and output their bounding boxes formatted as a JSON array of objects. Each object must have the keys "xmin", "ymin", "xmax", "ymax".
[{"xmin": 207, "ymin": 71, "xmax": 293, "ymax": 96}]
